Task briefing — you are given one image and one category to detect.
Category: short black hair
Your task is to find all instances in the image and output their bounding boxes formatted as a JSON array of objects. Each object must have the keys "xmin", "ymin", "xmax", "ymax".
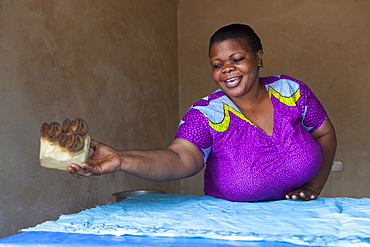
[{"xmin": 209, "ymin": 24, "xmax": 263, "ymax": 53}]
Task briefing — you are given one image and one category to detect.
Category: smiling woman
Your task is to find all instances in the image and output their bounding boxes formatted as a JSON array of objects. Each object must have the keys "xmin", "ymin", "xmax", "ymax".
[
  {"xmin": 209, "ymin": 38, "xmax": 271, "ymax": 135},
  {"xmin": 68, "ymin": 24, "xmax": 337, "ymax": 203}
]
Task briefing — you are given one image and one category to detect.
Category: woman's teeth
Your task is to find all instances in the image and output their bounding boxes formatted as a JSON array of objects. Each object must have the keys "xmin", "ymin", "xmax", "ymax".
[{"xmin": 225, "ymin": 76, "xmax": 241, "ymax": 86}]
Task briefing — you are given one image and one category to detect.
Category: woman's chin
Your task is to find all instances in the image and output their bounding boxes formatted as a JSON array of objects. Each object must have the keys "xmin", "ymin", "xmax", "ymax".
[{"xmin": 224, "ymin": 91, "xmax": 245, "ymax": 99}]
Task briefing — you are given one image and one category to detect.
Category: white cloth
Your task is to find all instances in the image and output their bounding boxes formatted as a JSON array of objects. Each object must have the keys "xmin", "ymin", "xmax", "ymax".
[{"xmin": 22, "ymin": 195, "xmax": 370, "ymax": 246}]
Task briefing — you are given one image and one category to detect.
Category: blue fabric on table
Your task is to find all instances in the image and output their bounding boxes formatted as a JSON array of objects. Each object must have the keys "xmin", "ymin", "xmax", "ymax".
[
  {"xmin": 22, "ymin": 195, "xmax": 370, "ymax": 246},
  {"xmin": 0, "ymin": 231, "xmax": 312, "ymax": 247}
]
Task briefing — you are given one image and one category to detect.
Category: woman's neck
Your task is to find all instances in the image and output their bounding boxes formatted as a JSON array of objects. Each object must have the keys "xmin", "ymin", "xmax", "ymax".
[{"xmin": 229, "ymin": 82, "xmax": 267, "ymax": 110}]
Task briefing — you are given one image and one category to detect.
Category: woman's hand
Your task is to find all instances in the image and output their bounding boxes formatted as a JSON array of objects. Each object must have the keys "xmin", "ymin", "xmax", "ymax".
[
  {"xmin": 285, "ymin": 185, "xmax": 319, "ymax": 201},
  {"xmin": 68, "ymin": 139, "xmax": 122, "ymax": 178}
]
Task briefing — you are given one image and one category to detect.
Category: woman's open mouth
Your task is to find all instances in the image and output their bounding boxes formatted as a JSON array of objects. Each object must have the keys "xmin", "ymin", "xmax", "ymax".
[{"xmin": 224, "ymin": 76, "xmax": 242, "ymax": 87}]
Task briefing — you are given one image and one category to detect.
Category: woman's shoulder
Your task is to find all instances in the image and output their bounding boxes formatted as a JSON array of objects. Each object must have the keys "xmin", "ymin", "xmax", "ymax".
[
  {"xmin": 185, "ymin": 89, "xmax": 236, "ymax": 122},
  {"xmin": 192, "ymin": 89, "xmax": 224, "ymax": 105},
  {"xmin": 260, "ymin": 74, "xmax": 306, "ymax": 86},
  {"xmin": 260, "ymin": 74, "xmax": 310, "ymax": 95},
  {"xmin": 190, "ymin": 89, "xmax": 232, "ymax": 111}
]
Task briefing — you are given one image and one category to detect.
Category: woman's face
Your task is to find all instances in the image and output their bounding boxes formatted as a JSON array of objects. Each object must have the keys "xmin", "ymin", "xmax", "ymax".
[{"xmin": 209, "ymin": 38, "xmax": 263, "ymax": 99}]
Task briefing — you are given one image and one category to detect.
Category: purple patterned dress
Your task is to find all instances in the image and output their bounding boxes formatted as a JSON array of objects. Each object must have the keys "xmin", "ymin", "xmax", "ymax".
[{"xmin": 175, "ymin": 75, "xmax": 327, "ymax": 202}]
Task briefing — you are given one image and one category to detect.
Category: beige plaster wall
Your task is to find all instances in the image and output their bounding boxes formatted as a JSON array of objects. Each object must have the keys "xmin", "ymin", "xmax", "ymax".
[
  {"xmin": 0, "ymin": 0, "xmax": 179, "ymax": 237},
  {"xmin": 178, "ymin": 0, "xmax": 370, "ymax": 197}
]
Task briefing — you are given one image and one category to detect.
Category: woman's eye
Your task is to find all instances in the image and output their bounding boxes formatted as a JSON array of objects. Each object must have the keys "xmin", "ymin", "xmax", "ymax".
[
  {"xmin": 233, "ymin": 57, "xmax": 244, "ymax": 63},
  {"xmin": 212, "ymin": 63, "xmax": 222, "ymax": 69}
]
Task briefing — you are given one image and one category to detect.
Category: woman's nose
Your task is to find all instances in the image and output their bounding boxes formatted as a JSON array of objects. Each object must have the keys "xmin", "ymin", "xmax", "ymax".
[{"xmin": 222, "ymin": 64, "xmax": 235, "ymax": 73}]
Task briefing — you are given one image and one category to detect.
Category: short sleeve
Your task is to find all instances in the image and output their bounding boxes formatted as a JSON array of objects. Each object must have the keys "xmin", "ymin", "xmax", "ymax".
[
  {"xmin": 175, "ymin": 108, "xmax": 213, "ymax": 163},
  {"xmin": 297, "ymin": 79, "xmax": 328, "ymax": 133}
]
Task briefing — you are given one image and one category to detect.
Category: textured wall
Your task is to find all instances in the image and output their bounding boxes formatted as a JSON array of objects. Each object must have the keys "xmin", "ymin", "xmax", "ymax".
[
  {"xmin": 178, "ymin": 0, "xmax": 370, "ymax": 197},
  {"xmin": 0, "ymin": 0, "xmax": 179, "ymax": 237}
]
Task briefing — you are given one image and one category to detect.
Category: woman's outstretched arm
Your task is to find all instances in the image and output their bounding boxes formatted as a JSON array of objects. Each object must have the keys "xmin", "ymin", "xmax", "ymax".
[{"xmin": 68, "ymin": 138, "xmax": 204, "ymax": 182}]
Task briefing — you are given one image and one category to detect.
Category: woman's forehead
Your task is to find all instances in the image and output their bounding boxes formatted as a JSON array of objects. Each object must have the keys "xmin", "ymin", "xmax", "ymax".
[{"xmin": 209, "ymin": 38, "xmax": 251, "ymax": 58}]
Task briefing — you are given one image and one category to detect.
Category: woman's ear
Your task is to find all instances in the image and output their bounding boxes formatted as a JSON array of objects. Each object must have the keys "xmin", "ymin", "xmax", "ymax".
[{"xmin": 256, "ymin": 49, "xmax": 263, "ymax": 67}]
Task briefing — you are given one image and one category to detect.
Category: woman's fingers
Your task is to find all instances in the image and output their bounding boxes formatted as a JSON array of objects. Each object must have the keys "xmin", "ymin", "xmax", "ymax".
[
  {"xmin": 89, "ymin": 139, "xmax": 100, "ymax": 150},
  {"xmin": 285, "ymin": 188, "xmax": 318, "ymax": 201},
  {"xmin": 68, "ymin": 163, "xmax": 96, "ymax": 177}
]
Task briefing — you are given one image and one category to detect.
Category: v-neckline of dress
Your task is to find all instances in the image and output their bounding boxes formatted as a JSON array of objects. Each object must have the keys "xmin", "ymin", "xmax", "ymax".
[{"xmin": 223, "ymin": 91, "xmax": 275, "ymax": 137}]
